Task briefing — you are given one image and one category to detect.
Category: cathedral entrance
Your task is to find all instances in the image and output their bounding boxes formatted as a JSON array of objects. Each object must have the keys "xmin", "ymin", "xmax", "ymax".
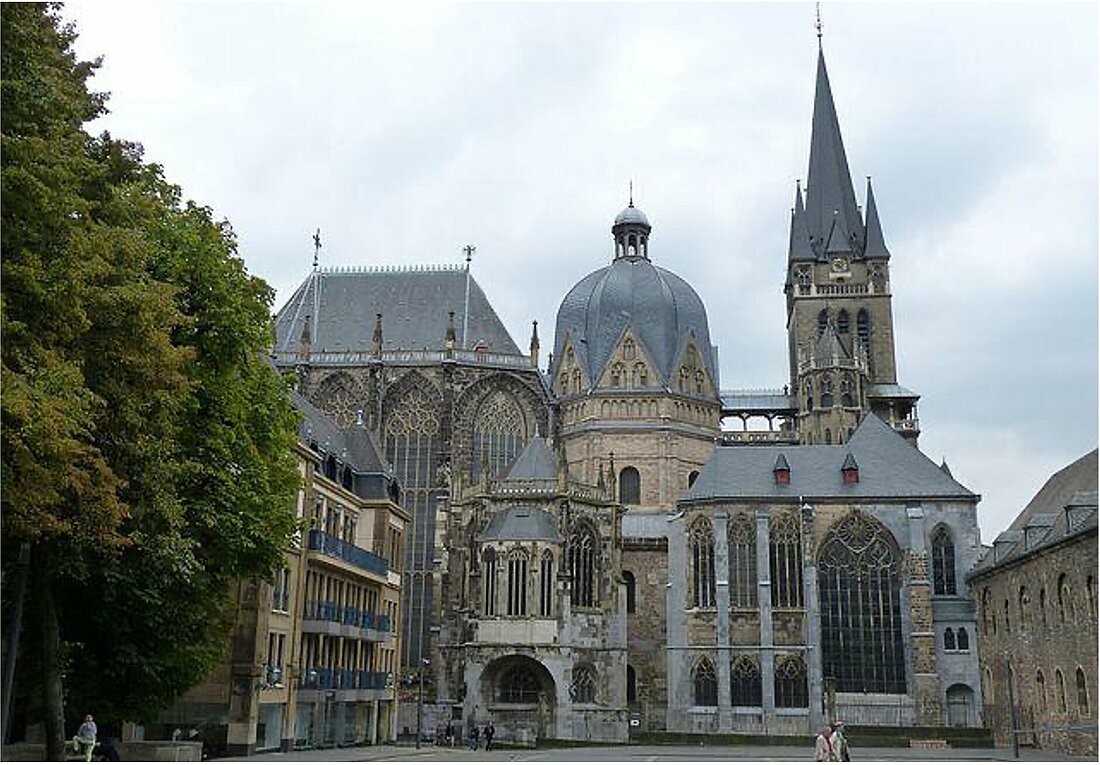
[{"xmin": 480, "ymin": 655, "xmax": 557, "ymax": 745}]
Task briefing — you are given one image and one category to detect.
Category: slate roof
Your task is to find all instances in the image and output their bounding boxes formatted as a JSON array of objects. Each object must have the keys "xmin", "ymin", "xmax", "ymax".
[
  {"xmin": 863, "ymin": 178, "xmax": 891, "ymax": 260},
  {"xmin": 868, "ymin": 383, "xmax": 920, "ymax": 400},
  {"xmin": 503, "ymin": 437, "xmax": 560, "ymax": 481},
  {"xmin": 552, "ymin": 252, "xmax": 717, "ymax": 388},
  {"xmin": 479, "ymin": 506, "xmax": 561, "ymax": 543},
  {"xmin": 971, "ymin": 450, "xmax": 1097, "ymax": 575},
  {"xmin": 274, "ymin": 267, "xmax": 522, "ymax": 356},
  {"xmin": 683, "ymin": 413, "xmax": 976, "ymax": 503}
]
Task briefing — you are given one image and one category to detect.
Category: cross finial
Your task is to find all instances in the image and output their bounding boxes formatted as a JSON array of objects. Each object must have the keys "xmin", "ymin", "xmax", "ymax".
[
  {"xmin": 815, "ymin": 3, "xmax": 823, "ymax": 44},
  {"xmin": 312, "ymin": 228, "xmax": 322, "ymax": 269},
  {"xmin": 629, "ymin": 180, "xmax": 634, "ymax": 207},
  {"xmin": 463, "ymin": 244, "xmax": 476, "ymax": 265}
]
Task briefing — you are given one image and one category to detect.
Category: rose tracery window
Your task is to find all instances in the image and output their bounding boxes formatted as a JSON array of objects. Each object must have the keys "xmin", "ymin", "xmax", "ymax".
[
  {"xmin": 319, "ymin": 377, "xmax": 361, "ymax": 428},
  {"xmin": 470, "ymin": 391, "xmax": 528, "ymax": 482},
  {"xmin": 818, "ymin": 512, "xmax": 906, "ymax": 694}
]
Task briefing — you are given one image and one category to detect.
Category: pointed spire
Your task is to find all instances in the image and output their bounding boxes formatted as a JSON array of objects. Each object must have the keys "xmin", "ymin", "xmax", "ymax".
[
  {"xmin": 806, "ymin": 46, "xmax": 863, "ymax": 257},
  {"xmin": 529, "ymin": 320, "xmax": 540, "ymax": 368},
  {"xmin": 788, "ymin": 180, "xmax": 815, "ymax": 263},
  {"xmin": 863, "ymin": 177, "xmax": 891, "ymax": 260}
]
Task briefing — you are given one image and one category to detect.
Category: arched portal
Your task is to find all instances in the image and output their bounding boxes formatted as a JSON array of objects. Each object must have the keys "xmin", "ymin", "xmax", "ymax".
[
  {"xmin": 480, "ymin": 655, "xmax": 557, "ymax": 744},
  {"xmin": 946, "ymin": 683, "xmax": 974, "ymax": 727}
]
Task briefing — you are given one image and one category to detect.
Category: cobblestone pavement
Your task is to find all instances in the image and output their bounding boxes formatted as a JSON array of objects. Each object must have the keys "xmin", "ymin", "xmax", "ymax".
[{"xmin": 217, "ymin": 743, "xmax": 1089, "ymax": 763}]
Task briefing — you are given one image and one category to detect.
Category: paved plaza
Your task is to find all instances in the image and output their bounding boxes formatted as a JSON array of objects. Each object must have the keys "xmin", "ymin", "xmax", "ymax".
[{"xmin": 217, "ymin": 743, "xmax": 1088, "ymax": 763}]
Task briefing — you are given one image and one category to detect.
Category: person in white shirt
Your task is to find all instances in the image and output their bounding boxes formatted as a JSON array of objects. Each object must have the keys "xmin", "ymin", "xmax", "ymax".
[{"xmin": 830, "ymin": 720, "xmax": 850, "ymax": 761}]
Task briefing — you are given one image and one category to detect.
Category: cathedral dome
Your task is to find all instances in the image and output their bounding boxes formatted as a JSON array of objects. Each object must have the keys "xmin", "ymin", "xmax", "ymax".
[{"xmin": 552, "ymin": 206, "xmax": 717, "ymax": 388}]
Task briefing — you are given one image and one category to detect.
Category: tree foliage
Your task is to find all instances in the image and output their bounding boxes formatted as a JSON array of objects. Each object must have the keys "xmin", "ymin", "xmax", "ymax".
[{"xmin": 2, "ymin": 2, "xmax": 300, "ymax": 734}]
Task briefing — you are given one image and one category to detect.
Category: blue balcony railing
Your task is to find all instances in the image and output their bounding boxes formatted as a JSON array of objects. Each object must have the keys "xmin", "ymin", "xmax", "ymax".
[
  {"xmin": 303, "ymin": 600, "xmax": 390, "ymax": 634},
  {"xmin": 308, "ymin": 529, "xmax": 389, "ymax": 576},
  {"xmin": 301, "ymin": 667, "xmax": 390, "ymax": 691}
]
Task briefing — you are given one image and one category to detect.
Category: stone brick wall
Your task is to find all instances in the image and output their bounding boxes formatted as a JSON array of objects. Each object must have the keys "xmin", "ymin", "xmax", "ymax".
[{"xmin": 624, "ymin": 542, "xmax": 668, "ymax": 731}]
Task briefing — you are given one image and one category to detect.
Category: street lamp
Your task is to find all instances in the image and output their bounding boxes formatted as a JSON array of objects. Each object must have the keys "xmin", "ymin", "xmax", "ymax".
[{"xmin": 415, "ymin": 657, "xmax": 431, "ymax": 749}]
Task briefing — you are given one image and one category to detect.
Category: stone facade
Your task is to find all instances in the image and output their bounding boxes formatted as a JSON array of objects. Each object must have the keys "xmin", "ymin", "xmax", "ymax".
[{"xmin": 967, "ymin": 450, "xmax": 1098, "ymax": 758}]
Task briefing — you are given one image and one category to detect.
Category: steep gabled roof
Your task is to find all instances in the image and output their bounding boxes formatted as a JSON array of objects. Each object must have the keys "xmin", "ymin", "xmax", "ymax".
[
  {"xmin": 479, "ymin": 506, "xmax": 561, "ymax": 542},
  {"xmin": 503, "ymin": 437, "xmax": 560, "ymax": 482}
]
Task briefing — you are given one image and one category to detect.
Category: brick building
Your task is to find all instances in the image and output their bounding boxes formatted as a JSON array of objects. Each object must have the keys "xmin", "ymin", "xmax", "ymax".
[{"xmin": 967, "ymin": 450, "xmax": 1098, "ymax": 757}]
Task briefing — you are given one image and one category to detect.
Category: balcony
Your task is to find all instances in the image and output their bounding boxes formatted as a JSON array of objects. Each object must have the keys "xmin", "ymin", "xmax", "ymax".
[
  {"xmin": 298, "ymin": 667, "xmax": 392, "ymax": 703},
  {"xmin": 302, "ymin": 599, "xmax": 391, "ymax": 640},
  {"xmin": 307, "ymin": 529, "xmax": 389, "ymax": 577}
]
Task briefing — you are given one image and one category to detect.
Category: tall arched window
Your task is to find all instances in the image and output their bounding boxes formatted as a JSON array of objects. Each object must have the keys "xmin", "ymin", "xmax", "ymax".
[
  {"xmin": 506, "ymin": 550, "xmax": 529, "ymax": 616},
  {"xmin": 837, "ymin": 309, "xmax": 850, "ymax": 335},
  {"xmin": 731, "ymin": 656, "xmax": 762, "ymax": 707},
  {"xmin": 820, "ymin": 376, "xmax": 834, "ymax": 408},
  {"xmin": 857, "ymin": 309, "xmax": 873, "ymax": 374},
  {"xmin": 569, "ymin": 521, "xmax": 598, "ymax": 607},
  {"xmin": 1003, "ymin": 599, "xmax": 1012, "ymax": 634},
  {"xmin": 1037, "ymin": 670, "xmax": 1047, "ymax": 715},
  {"xmin": 818, "ymin": 513, "xmax": 906, "ymax": 693},
  {"xmin": 690, "ymin": 518, "xmax": 716, "ymax": 608},
  {"xmin": 470, "ymin": 390, "xmax": 529, "ymax": 482},
  {"xmin": 483, "ymin": 548, "xmax": 498, "ymax": 616},
  {"xmin": 957, "ymin": 627, "xmax": 970, "ymax": 651},
  {"xmin": 1056, "ymin": 669, "xmax": 1068, "ymax": 713},
  {"xmin": 1018, "ymin": 586, "xmax": 1032, "ymax": 632},
  {"xmin": 770, "ymin": 512, "xmax": 803, "ymax": 608},
  {"xmin": 1078, "ymin": 668, "xmax": 1090, "ymax": 715},
  {"xmin": 572, "ymin": 664, "xmax": 596, "ymax": 703},
  {"xmin": 1058, "ymin": 574, "xmax": 1071, "ymax": 625},
  {"xmin": 626, "ymin": 665, "xmax": 637, "ymax": 704},
  {"xmin": 840, "ymin": 375, "xmax": 854, "ymax": 407},
  {"xmin": 623, "ymin": 570, "xmax": 637, "ymax": 614},
  {"xmin": 944, "ymin": 628, "xmax": 956, "ymax": 650},
  {"xmin": 1040, "ymin": 587, "xmax": 1048, "ymax": 631},
  {"xmin": 619, "ymin": 467, "xmax": 640, "ymax": 504},
  {"xmin": 931, "ymin": 526, "xmax": 957, "ymax": 595},
  {"xmin": 692, "ymin": 657, "xmax": 718, "ymax": 706},
  {"xmin": 729, "ymin": 514, "xmax": 758, "ymax": 607},
  {"xmin": 539, "ymin": 550, "xmax": 555, "ymax": 616},
  {"xmin": 775, "ymin": 655, "xmax": 808, "ymax": 708}
]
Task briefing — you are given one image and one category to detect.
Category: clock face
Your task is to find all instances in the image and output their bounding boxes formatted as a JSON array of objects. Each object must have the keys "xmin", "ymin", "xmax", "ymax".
[{"xmin": 831, "ymin": 256, "xmax": 849, "ymax": 273}]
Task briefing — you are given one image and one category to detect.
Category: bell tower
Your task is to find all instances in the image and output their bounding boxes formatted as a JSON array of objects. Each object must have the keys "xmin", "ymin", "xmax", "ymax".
[{"xmin": 784, "ymin": 44, "xmax": 920, "ymax": 445}]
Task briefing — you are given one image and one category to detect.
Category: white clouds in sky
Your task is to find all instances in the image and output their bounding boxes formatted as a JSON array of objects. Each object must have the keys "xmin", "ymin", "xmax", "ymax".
[{"xmin": 63, "ymin": 1, "xmax": 1098, "ymax": 541}]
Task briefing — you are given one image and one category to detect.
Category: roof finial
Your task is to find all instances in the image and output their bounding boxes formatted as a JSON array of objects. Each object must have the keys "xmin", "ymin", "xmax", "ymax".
[
  {"xmin": 312, "ymin": 228, "xmax": 322, "ymax": 270},
  {"xmin": 815, "ymin": 2, "xmax": 823, "ymax": 45},
  {"xmin": 629, "ymin": 179, "xmax": 634, "ymax": 207}
]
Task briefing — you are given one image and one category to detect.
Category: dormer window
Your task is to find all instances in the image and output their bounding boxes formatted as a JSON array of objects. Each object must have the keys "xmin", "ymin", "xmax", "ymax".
[
  {"xmin": 773, "ymin": 454, "xmax": 791, "ymax": 485},
  {"xmin": 841, "ymin": 453, "xmax": 859, "ymax": 484}
]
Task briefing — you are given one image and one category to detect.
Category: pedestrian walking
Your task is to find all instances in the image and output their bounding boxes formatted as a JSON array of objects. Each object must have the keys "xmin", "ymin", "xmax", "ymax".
[
  {"xmin": 468, "ymin": 722, "xmax": 480, "ymax": 750},
  {"xmin": 484, "ymin": 722, "xmax": 495, "ymax": 751},
  {"xmin": 830, "ymin": 720, "xmax": 850, "ymax": 761},
  {"xmin": 813, "ymin": 724, "xmax": 834, "ymax": 762},
  {"xmin": 71, "ymin": 714, "xmax": 97, "ymax": 763},
  {"xmin": 445, "ymin": 722, "xmax": 454, "ymax": 747}
]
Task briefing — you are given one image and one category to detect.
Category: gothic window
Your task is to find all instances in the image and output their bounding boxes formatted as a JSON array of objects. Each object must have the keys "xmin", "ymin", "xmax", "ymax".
[
  {"xmin": 770, "ymin": 512, "xmax": 803, "ymax": 608},
  {"xmin": 818, "ymin": 513, "xmax": 906, "ymax": 693},
  {"xmin": 1058, "ymin": 574, "xmax": 1071, "ymax": 624},
  {"xmin": 818, "ymin": 309, "xmax": 829, "ymax": 338},
  {"xmin": 931, "ymin": 526, "xmax": 957, "ymax": 595},
  {"xmin": 499, "ymin": 665, "xmax": 540, "ymax": 703},
  {"xmin": 944, "ymin": 628, "xmax": 956, "ymax": 650},
  {"xmin": 820, "ymin": 376, "xmax": 834, "ymax": 408},
  {"xmin": 471, "ymin": 391, "xmax": 528, "ymax": 483},
  {"xmin": 1037, "ymin": 670, "xmax": 1047, "ymax": 714},
  {"xmin": 689, "ymin": 518, "xmax": 716, "ymax": 609},
  {"xmin": 692, "ymin": 657, "xmax": 718, "ymax": 706},
  {"xmin": 1077, "ymin": 668, "xmax": 1089, "ymax": 716},
  {"xmin": 385, "ymin": 383, "xmax": 441, "ymax": 665},
  {"xmin": 318, "ymin": 376, "xmax": 359, "ymax": 428},
  {"xmin": 632, "ymin": 362, "xmax": 648, "ymax": 388},
  {"xmin": 539, "ymin": 550, "xmax": 555, "ymax": 617},
  {"xmin": 559, "ymin": 372, "xmax": 569, "ymax": 393},
  {"xmin": 1040, "ymin": 587, "xmax": 1048, "ymax": 630},
  {"xmin": 483, "ymin": 548, "xmax": 498, "ymax": 616},
  {"xmin": 857, "ymin": 309, "xmax": 873, "ymax": 374},
  {"xmin": 619, "ymin": 467, "xmax": 641, "ymax": 505},
  {"xmin": 507, "ymin": 550, "xmax": 529, "ymax": 616},
  {"xmin": 1019, "ymin": 586, "xmax": 1032, "ymax": 632},
  {"xmin": 981, "ymin": 588, "xmax": 995, "ymax": 636},
  {"xmin": 572, "ymin": 664, "xmax": 597, "ymax": 703},
  {"xmin": 1056, "ymin": 669, "xmax": 1067, "ymax": 714},
  {"xmin": 837, "ymin": 309, "xmax": 850, "ymax": 334},
  {"xmin": 840, "ymin": 375, "xmax": 854, "ymax": 407},
  {"xmin": 730, "ymin": 656, "xmax": 762, "ymax": 707},
  {"xmin": 569, "ymin": 520, "xmax": 598, "ymax": 607},
  {"xmin": 728, "ymin": 514, "xmax": 758, "ymax": 608},
  {"xmin": 679, "ymin": 366, "xmax": 690, "ymax": 392},
  {"xmin": 796, "ymin": 265, "xmax": 811, "ymax": 288},
  {"xmin": 627, "ymin": 665, "xmax": 637, "ymax": 704},
  {"xmin": 775, "ymin": 655, "xmax": 808, "ymax": 708},
  {"xmin": 610, "ymin": 362, "xmax": 626, "ymax": 388},
  {"xmin": 623, "ymin": 338, "xmax": 636, "ymax": 360},
  {"xmin": 623, "ymin": 570, "xmax": 636, "ymax": 614},
  {"xmin": 572, "ymin": 369, "xmax": 582, "ymax": 393},
  {"xmin": 1003, "ymin": 599, "xmax": 1011, "ymax": 634},
  {"xmin": 694, "ymin": 370, "xmax": 705, "ymax": 394},
  {"xmin": 957, "ymin": 627, "xmax": 969, "ymax": 651}
]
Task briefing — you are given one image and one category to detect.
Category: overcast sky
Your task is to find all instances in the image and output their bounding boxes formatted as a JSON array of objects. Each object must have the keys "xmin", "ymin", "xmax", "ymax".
[{"xmin": 63, "ymin": 2, "xmax": 1097, "ymax": 542}]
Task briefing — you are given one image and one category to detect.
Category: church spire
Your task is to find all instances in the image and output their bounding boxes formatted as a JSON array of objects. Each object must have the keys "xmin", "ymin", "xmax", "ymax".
[
  {"xmin": 805, "ymin": 46, "xmax": 863, "ymax": 258},
  {"xmin": 788, "ymin": 180, "xmax": 815, "ymax": 263},
  {"xmin": 863, "ymin": 177, "xmax": 891, "ymax": 260}
]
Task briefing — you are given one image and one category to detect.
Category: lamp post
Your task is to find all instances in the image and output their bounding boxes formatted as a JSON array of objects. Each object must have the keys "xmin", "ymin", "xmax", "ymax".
[{"xmin": 415, "ymin": 657, "xmax": 430, "ymax": 750}]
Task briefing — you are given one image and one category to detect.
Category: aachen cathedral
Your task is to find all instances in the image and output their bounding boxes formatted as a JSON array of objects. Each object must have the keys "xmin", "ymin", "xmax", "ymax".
[{"xmin": 271, "ymin": 39, "xmax": 984, "ymax": 743}]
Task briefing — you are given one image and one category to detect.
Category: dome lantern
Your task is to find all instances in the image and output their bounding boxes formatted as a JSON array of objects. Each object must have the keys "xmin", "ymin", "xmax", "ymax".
[{"xmin": 612, "ymin": 188, "xmax": 652, "ymax": 260}]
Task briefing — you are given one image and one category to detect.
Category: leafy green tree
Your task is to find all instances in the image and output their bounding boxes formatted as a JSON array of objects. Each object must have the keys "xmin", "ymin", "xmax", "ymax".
[{"xmin": 2, "ymin": 4, "xmax": 299, "ymax": 754}]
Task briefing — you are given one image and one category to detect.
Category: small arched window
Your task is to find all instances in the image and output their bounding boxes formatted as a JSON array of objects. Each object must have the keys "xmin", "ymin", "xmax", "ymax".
[
  {"xmin": 840, "ymin": 375, "xmax": 854, "ymax": 407},
  {"xmin": 775, "ymin": 655, "xmax": 808, "ymax": 708},
  {"xmin": 610, "ymin": 363, "xmax": 625, "ymax": 388},
  {"xmin": 1037, "ymin": 670, "xmax": 1048, "ymax": 714},
  {"xmin": 573, "ymin": 664, "xmax": 596, "ymax": 704},
  {"xmin": 1040, "ymin": 587, "xmax": 1048, "ymax": 630},
  {"xmin": 1058, "ymin": 574, "xmax": 1071, "ymax": 625},
  {"xmin": 820, "ymin": 376, "xmax": 834, "ymax": 408},
  {"xmin": 623, "ymin": 338, "xmax": 636, "ymax": 361},
  {"xmin": 944, "ymin": 628, "xmax": 956, "ymax": 650},
  {"xmin": 730, "ymin": 656, "xmax": 762, "ymax": 707},
  {"xmin": 626, "ymin": 664, "xmax": 637, "ymax": 704},
  {"xmin": 1056, "ymin": 669, "xmax": 1068, "ymax": 713},
  {"xmin": 1077, "ymin": 668, "xmax": 1090, "ymax": 716},
  {"xmin": 623, "ymin": 570, "xmax": 636, "ymax": 614},
  {"xmin": 619, "ymin": 466, "xmax": 640, "ymax": 505},
  {"xmin": 1019, "ymin": 586, "xmax": 1032, "ymax": 632},
  {"xmin": 690, "ymin": 518, "xmax": 716, "ymax": 609},
  {"xmin": 957, "ymin": 627, "xmax": 969, "ymax": 651},
  {"xmin": 692, "ymin": 658, "xmax": 718, "ymax": 707},
  {"xmin": 931, "ymin": 526, "xmax": 957, "ymax": 595}
]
